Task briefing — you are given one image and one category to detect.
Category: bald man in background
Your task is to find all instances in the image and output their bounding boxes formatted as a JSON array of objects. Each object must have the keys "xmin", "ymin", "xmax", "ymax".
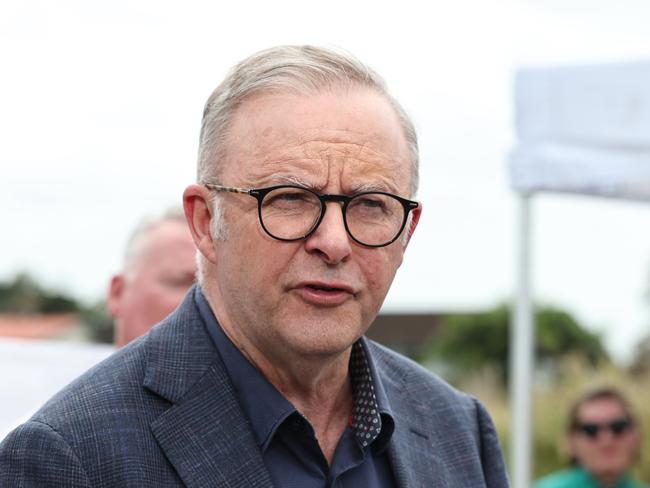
[{"xmin": 108, "ymin": 208, "xmax": 197, "ymax": 346}]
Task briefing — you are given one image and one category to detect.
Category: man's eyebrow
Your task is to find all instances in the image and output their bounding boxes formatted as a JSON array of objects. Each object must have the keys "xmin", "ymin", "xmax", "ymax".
[
  {"xmin": 349, "ymin": 182, "xmax": 393, "ymax": 194},
  {"xmin": 266, "ymin": 176, "xmax": 395, "ymax": 195},
  {"xmin": 273, "ymin": 175, "xmax": 314, "ymax": 187}
]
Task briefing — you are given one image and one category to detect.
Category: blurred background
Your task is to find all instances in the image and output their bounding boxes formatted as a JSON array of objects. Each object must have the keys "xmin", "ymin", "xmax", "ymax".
[{"xmin": 1, "ymin": 0, "xmax": 649, "ymax": 480}]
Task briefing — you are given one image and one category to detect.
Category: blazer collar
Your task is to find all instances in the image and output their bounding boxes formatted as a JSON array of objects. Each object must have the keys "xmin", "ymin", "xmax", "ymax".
[{"xmin": 143, "ymin": 286, "xmax": 275, "ymax": 488}]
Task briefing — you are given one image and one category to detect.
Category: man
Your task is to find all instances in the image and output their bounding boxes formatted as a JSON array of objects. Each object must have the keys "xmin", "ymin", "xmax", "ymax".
[
  {"xmin": 0, "ymin": 46, "xmax": 508, "ymax": 487},
  {"xmin": 535, "ymin": 388, "xmax": 647, "ymax": 488},
  {"xmin": 108, "ymin": 208, "xmax": 197, "ymax": 346}
]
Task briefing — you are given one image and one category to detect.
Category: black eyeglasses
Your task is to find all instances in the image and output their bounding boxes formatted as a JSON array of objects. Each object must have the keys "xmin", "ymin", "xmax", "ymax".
[
  {"xmin": 574, "ymin": 418, "xmax": 632, "ymax": 439},
  {"xmin": 204, "ymin": 183, "xmax": 419, "ymax": 248}
]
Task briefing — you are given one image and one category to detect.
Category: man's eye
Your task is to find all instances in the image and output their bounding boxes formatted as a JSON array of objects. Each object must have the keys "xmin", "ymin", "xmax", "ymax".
[
  {"xmin": 278, "ymin": 191, "xmax": 307, "ymax": 201},
  {"xmin": 358, "ymin": 198, "xmax": 384, "ymax": 208},
  {"xmin": 265, "ymin": 189, "xmax": 314, "ymax": 207},
  {"xmin": 351, "ymin": 196, "xmax": 387, "ymax": 211}
]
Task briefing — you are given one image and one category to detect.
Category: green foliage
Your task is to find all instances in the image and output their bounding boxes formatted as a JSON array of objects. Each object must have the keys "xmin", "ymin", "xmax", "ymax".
[
  {"xmin": 420, "ymin": 303, "xmax": 608, "ymax": 385},
  {"xmin": 80, "ymin": 301, "xmax": 115, "ymax": 344},
  {"xmin": 0, "ymin": 273, "xmax": 114, "ymax": 343},
  {"xmin": 0, "ymin": 273, "xmax": 80, "ymax": 313},
  {"xmin": 535, "ymin": 307, "xmax": 606, "ymax": 365}
]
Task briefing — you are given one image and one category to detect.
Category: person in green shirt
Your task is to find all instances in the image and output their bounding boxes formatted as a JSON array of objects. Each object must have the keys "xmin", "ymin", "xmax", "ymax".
[{"xmin": 535, "ymin": 388, "xmax": 647, "ymax": 488}]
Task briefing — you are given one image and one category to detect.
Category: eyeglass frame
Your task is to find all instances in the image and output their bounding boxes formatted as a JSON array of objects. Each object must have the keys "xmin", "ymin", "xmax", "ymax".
[{"xmin": 203, "ymin": 183, "xmax": 419, "ymax": 248}]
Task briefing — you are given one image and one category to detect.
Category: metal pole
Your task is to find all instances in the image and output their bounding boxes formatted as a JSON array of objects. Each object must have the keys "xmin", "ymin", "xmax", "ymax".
[{"xmin": 509, "ymin": 193, "xmax": 534, "ymax": 488}]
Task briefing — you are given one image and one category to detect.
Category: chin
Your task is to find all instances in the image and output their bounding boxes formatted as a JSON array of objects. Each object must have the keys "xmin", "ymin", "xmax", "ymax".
[
  {"xmin": 274, "ymin": 305, "xmax": 371, "ymax": 356},
  {"xmin": 285, "ymin": 327, "xmax": 362, "ymax": 358},
  {"xmin": 593, "ymin": 465, "xmax": 626, "ymax": 480}
]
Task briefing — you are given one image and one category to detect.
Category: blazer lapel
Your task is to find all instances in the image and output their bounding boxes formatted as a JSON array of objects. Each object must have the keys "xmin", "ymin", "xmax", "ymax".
[
  {"xmin": 369, "ymin": 340, "xmax": 451, "ymax": 488},
  {"xmin": 143, "ymin": 288, "xmax": 275, "ymax": 488},
  {"xmin": 387, "ymin": 399, "xmax": 451, "ymax": 488},
  {"xmin": 150, "ymin": 359, "xmax": 274, "ymax": 487}
]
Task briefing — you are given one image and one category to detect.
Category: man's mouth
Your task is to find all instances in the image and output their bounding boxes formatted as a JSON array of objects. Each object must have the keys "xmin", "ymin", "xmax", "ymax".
[
  {"xmin": 296, "ymin": 281, "xmax": 355, "ymax": 306},
  {"xmin": 306, "ymin": 284, "xmax": 342, "ymax": 292}
]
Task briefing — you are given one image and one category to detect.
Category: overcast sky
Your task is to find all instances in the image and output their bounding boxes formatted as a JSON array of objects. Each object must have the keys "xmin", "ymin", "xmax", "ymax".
[{"xmin": 1, "ymin": 0, "xmax": 649, "ymax": 362}]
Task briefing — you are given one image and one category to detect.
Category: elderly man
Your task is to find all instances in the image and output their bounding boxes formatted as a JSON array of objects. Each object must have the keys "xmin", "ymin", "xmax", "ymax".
[
  {"xmin": 108, "ymin": 208, "xmax": 197, "ymax": 346},
  {"xmin": 0, "ymin": 46, "xmax": 508, "ymax": 487}
]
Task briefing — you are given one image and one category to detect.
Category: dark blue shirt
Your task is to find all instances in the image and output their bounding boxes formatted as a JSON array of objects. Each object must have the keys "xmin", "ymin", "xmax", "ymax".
[{"xmin": 195, "ymin": 288, "xmax": 396, "ymax": 488}]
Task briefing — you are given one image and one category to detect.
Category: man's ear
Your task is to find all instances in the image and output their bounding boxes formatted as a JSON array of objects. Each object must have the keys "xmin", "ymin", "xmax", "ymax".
[
  {"xmin": 107, "ymin": 274, "xmax": 124, "ymax": 318},
  {"xmin": 403, "ymin": 202, "xmax": 422, "ymax": 248},
  {"xmin": 183, "ymin": 184, "xmax": 218, "ymax": 264}
]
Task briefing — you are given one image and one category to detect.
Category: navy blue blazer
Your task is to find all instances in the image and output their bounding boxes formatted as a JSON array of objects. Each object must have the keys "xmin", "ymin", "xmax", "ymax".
[{"xmin": 0, "ymin": 289, "xmax": 508, "ymax": 487}]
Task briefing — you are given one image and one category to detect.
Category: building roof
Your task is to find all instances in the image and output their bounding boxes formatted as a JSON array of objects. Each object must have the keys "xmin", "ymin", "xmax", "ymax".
[
  {"xmin": 367, "ymin": 313, "xmax": 441, "ymax": 358},
  {"xmin": 0, "ymin": 313, "xmax": 80, "ymax": 340}
]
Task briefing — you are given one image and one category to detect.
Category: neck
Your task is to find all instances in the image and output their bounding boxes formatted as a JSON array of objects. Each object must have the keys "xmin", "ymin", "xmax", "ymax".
[
  {"xmin": 226, "ymin": 321, "xmax": 354, "ymax": 464},
  {"xmin": 204, "ymin": 285, "xmax": 355, "ymax": 463},
  {"xmin": 596, "ymin": 474, "xmax": 624, "ymax": 488},
  {"xmin": 225, "ymin": 321, "xmax": 354, "ymax": 406}
]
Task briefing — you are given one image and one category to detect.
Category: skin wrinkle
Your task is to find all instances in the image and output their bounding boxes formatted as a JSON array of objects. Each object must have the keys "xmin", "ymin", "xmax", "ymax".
[
  {"xmin": 236, "ymin": 92, "xmax": 410, "ymax": 194},
  {"xmin": 247, "ymin": 147, "xmax": 405, "ymax": 196}
]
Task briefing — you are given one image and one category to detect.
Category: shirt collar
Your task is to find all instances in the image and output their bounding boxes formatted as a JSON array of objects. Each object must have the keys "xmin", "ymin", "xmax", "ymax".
[
  {"xmin": 195, "ymin": 286, "xmax": 394, "ymax": 453},
  {"xmin": 351, "ymin": 338, "xmax": 395, "ymax": 454}
]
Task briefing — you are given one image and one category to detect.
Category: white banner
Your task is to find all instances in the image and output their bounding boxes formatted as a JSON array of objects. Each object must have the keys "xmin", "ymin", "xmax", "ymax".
[
  {"xmin": 510, "ymin": 61, "xmax": 650, "ymax": 201},
  {"xmin": 0, "ymin": 339, "xmax": 114, "ymax": 440}
]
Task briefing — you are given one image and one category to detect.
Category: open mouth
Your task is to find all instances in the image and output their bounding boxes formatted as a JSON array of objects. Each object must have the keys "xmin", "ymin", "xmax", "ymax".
[
  {"xmin": 306, "ymin": 284, "xmax": 342, "ymax": 292},
  {"xmin": 297, "ymin": 282, "xmax": 353, "ymax": 306}
]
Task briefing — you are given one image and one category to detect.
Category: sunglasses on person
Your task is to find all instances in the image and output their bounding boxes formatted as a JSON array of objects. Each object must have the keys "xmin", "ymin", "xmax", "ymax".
[{"xmin": 574, "ymin": 418, "xmax": 633, "ymax": 439}]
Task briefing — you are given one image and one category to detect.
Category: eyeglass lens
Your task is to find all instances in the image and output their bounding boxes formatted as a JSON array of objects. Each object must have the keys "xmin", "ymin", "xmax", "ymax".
[
  {"xmin": 260, "ymin": 187, "xmax": 406, "ymax": 246},
  {"xmin": 577, "ymin": 419, "xmax": 631, "ymax": 439}
]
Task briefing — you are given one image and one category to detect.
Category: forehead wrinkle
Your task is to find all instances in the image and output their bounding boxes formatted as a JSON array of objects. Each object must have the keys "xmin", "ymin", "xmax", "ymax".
[
  {"xmin": 299, "ymin": 134, "xmax": 399, "ymax": 166},
  {"xmin": 242, "ymin": 128, "xmax": 409, "ymax": 193},
  {"xmin": 247, "ymin": 157, "xmax": 327, "ymax": 187},
  {"xmin": 303, "ymin": 140, "xmax": 405, "ymax": 184}
]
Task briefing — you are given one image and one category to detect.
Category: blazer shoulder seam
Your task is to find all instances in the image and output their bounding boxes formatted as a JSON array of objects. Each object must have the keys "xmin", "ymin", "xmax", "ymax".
[{"xmin": 28, "ymin": 418, "xmax": 93, "ymax": 484}]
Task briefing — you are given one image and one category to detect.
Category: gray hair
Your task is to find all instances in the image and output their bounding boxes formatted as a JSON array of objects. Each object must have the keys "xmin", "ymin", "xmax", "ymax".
[
  {"xmin": 122, "ymin": 206, "xmax": 187, "ymax": 273},
  {"xmin": 197, "ymin": 45, "xmax": 419, "ymax": 196}
]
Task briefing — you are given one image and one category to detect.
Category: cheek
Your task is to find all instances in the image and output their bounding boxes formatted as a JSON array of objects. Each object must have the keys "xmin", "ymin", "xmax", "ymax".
[
  {"xmin": 619, "ymin": 437, "xmax": 639, "ymax": 459},
  {"xmin": 162, "ymin": 288, "xmax": 189, "ymax": 307},
  {"xmin": 570, "ymin": 438, "xmax": 592, "ymax": 460},
  {"xmin": 219, "ymin": 237, "xmax": 293, "ymax": 294},
  {"xmin": 132, "ymin": 275, "xmax": 178, "ymax": 307},
  {"xmin": 360, "ymin": 249, "xmax": 402, "ymax": 291}
]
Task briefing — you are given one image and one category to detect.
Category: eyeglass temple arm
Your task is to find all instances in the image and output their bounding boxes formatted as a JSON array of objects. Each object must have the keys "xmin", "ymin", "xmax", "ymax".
[{"xmin": 204, "ymin": 184, "xmax": 252, "ymax": 195}]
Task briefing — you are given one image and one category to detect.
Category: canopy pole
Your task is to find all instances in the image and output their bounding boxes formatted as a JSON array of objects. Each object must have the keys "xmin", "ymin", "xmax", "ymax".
[{"xmin": 509, "ymin": 193, "xmax": 535, "ymax": 488}]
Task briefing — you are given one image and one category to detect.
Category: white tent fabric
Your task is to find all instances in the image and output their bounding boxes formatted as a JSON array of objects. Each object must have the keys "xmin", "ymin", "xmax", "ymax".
[
  {"xmin": 0, "ymin": 339, "xmax": 114, "ymax": 441},
  {"xmin": 511, "ymin": 61, "xmax": 650, "ymax": 201},
  {"xmin": 508, "ymin": 60, "xmax": 650, "ymax": 488}
]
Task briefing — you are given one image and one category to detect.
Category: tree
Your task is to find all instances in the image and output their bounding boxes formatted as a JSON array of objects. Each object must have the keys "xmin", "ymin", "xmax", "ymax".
[
  {"xmin": 0, "ymin": 273, "xmax": 80, "ymax": 313},
  {"xmin": 80, "ymin": 300, "xmax": 114, "ymax": 344},
  {"xmin": 419, "ymin": 303, "xmax": 609, "ymax": 386},
  {"xmin": 0, "ymin": 273, "xmax": 114, "ymax": 343}
]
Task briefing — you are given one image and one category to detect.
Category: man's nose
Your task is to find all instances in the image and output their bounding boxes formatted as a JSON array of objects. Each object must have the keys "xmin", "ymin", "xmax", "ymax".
[
  {"xmin": 303, "ymin": 203, "xmax": 352, "ymax": 264},
  {"xmin": 597, "ymin": 429, "xmax": 617, "ymax": 442}
]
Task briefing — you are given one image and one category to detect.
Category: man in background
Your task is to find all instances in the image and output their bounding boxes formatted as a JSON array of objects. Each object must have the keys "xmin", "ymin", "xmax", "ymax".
[
  {"xmin": 535, "ymin": 387, "xmax": 647, "ymax": 488},
  {"xmin": 108, "ymin": 208, "xmax": 197, "ymax": 346}
]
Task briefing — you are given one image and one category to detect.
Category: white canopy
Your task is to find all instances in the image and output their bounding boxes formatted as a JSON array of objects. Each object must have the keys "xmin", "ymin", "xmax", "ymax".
[
  {"xmin": 510, "ymin": 60, "xmax": 650, "ymax": 200},
  {"xmin": 0, "ymin": 339, "xmax": 114, "ymax": 440}
]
